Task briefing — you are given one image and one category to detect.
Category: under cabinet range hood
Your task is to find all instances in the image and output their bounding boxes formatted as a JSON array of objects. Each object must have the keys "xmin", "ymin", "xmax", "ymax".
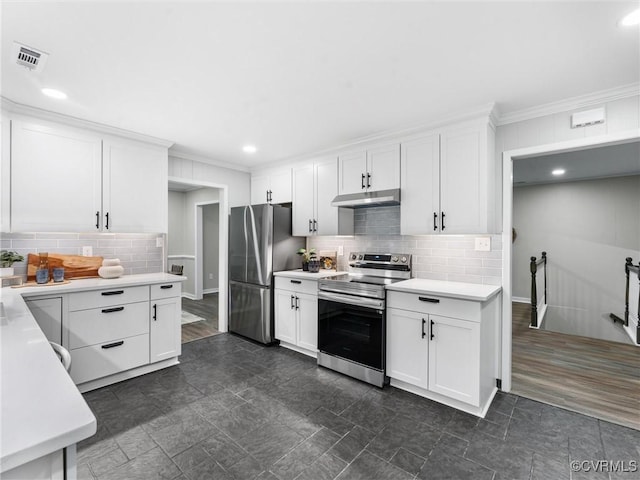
[{"xmin": 331, "ymin": 188, "xmax": 400, "ymax": 208}]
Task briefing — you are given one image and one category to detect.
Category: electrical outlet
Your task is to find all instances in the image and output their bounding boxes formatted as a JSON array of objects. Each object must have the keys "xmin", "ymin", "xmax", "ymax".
[
  {"xmin": 82, "ymin": 246, "xmax": 93, "ymax": 257},
  {"xmin": 209, "ymin": 273, "xmax": 214, "ymax": 280},
  {"xmin": 156, "ymin": 237, "xmax": 163, "ymax": 248},
  {"xmin": 475, "ymin": 237, "xmax": 491, "ymax": 252},
  {"xmin": 338, "ymin": 246, "xmax": 344, "ymax": 256}
]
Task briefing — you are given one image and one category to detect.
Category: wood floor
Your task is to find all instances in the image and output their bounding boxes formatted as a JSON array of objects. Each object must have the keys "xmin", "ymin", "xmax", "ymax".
[
  {"xmin": 181, "ymin": 293, "xmax": 221, "ymax": 343},
  {"xmin": 511, "ymin": 302, "xmax": 640, "ymax": 430}
]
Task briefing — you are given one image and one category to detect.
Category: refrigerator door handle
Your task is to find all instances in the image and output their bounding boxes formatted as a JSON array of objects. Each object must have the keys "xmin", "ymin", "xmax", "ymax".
[{"xmin": 247, "ymin": 205, "xmax": 264, "ymax": 285}]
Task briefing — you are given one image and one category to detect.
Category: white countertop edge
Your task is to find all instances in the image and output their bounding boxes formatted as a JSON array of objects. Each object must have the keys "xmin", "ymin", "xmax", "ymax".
[
  {"xmin": 273, "ymin": 270, "xmax": 346, "ymax": 280},
  {"xmin": 386, "ymin": 278, "xmax": 502, "ymax": 302}
]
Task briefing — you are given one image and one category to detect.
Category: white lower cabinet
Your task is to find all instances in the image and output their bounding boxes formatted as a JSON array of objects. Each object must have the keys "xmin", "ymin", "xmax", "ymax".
[
  {"xmin": 274, "ymin": 276, "xmax": 319, "ymax": 357},
  {"xmin": 386, "ymin": 289, "xmax": 499, "ymax": 417},
  {"xmin": 150, "ymin": 284, "xmax": 182, "ymax": 362},
  {"xmin": 25, "ymin": 296, "xmax": 63, "ymax": 344}
]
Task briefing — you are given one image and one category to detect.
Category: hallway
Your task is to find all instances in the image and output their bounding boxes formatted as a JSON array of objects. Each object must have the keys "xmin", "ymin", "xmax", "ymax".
[
  {"xmin": 511, "ymin": 302, "xmax": 640, "ymax": 430},
  {"xmin": 181, "ymin": 293, "xmax": 221, "ymax": 343}
]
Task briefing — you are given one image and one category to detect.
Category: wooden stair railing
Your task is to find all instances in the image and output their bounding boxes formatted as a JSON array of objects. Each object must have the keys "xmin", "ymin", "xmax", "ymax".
[{"xmin": 530, "ymin": 251, "xmax": 547, "ymax": 328}]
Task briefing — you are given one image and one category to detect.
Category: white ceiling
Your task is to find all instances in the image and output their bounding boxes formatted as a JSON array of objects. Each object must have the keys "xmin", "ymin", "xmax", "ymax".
[
  {"xmin": 2, "ymin": 1, "xmax": 639, "ymax": 169},
  {"xmin": 513, "ymin": 140, "xmax": 640, "ymax": 185}
]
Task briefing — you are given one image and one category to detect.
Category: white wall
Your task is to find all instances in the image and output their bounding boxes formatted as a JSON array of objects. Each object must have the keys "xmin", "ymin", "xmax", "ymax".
[
  {"xmin": 513, "ymin": 176, "xmax": 640, "ymax": 320},
  {"xmin": 167, "ymin": 191, "xmax": 186, "ymax": 255}
]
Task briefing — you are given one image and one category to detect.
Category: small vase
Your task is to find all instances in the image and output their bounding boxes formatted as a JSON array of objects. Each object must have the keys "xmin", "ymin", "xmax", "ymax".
[
  {"xmin": 302, "ymin": 261, "xmax": 309, "ymax": 271},
  {"xmin": 308, "ymin": 259, "xmax": 320, "ymax": 273},
  {"xmin": 36, "ymin": 268, "xmax": 49, "ymax": 284}
]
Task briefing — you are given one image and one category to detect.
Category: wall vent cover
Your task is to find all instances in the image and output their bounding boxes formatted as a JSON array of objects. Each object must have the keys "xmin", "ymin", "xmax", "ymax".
[{"xmin": 12, "ymin": 42, "xmax": 49, "ymax": 72}]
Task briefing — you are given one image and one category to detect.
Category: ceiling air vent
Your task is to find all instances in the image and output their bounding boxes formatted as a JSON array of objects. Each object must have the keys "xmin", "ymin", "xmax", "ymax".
[{"xmin": 12, "ymin": 42, "xmax": 49, "ymax": 72}]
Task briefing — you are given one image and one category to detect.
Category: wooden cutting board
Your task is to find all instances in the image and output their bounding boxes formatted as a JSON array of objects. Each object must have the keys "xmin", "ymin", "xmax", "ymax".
[{"xmin": 27, "ymin": 253, "xmax": 103, "ymax": 281}]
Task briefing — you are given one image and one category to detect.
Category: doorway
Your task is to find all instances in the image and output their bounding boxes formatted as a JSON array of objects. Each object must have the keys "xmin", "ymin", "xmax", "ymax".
[
  {"xmin": 167, "ymin": 178, "xmax": 229, "ymax": 343},
  {"xmin": 502, "ymin": 133, "xmax": 640, "ymax": 429}
]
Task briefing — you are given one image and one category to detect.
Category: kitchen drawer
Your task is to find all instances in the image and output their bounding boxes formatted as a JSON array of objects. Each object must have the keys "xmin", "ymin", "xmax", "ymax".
[
  {"xmin": 69, "ymin": 286, "xmax": 149, "ymax": 311},
  {"xmin": 275, "ymin": 277, "xmax": 318, "ymax": 295},
  {"xmin": 151, "ymin": 282, "xmax": 181, "ymax": 300},
  {"xmin": 68, "ymin": 301, "xmax": 149, "ymax": 349},
  {"xmin": 387, "ymin": 291, "xmax": 480, "ymax": 322},
  {"xmin": 69, "ymin": 333, "xmax": 150, "ymax": 385}
]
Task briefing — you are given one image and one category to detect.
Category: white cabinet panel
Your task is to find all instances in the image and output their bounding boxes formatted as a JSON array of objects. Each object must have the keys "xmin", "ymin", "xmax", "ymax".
[
  {"xmin": 25, "ymin": 297, "xmax": 63, "ymax": 344},
  {"xmin": 387, "ymin": 308, "xmax": 428, "ymax": 388},
  {"xmin": 428, "ymin": 315, "xmax": 480, "ymax": 406},
  {"xmin": 274, "ymin": 288, "xmax": 297, "ymax": 345},
  {"xmin": 366, "ymin": 143, "xmax": 400, "ymax": 192},
  {"xmin": 338, "ymin": 151, "xmax": 367, "ymax": 195},
  {"xmin": 10, "ymin": 121, "xmax": 102, "ymax": 232},
  {"xmin": 103, "ymin": 138, "xmax": 167, "ymax": 233},
  {"xmin": 296, "ymin": 293, "xmax": 317, "ymax": 352},
  {"xmin": 150, "ymin": 297, "xmax": 181, "ymax": 362},
  {"xmin": 269, "ymin": 169, "xmax": 292, "ymax": 204},
  {"xmin": 400, "ymin": 135, "xmax": 440, "ymax": 235},
  {"xmin": 251, "ymin": 175, "xmax": 270, "ymax": 205},
  {"xmin": 291, "ymin": 164, "xmax": 315, "ymax": 236}
]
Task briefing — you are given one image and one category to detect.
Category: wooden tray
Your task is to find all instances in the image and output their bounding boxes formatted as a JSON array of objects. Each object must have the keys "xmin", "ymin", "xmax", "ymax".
[
  {"xmin": 12, "ymin": 280, "xmax": 72, "ymax": 288},
  {"xmin": 27, "ymin": 253, "xmax": 103, "ymax": 281}
]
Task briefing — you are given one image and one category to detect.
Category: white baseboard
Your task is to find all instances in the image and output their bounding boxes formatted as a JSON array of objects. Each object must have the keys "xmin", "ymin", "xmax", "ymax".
[
  {"xmin": 203, "ymin": 288, "xmax": 219, "ymax": 295},
  {"xmin": 182, "ymin": 292, "xmax": 196, "ymax": 300},
  {"xmin": 512, "ymin": 296, "xmax": 530, "ymax": 304}
]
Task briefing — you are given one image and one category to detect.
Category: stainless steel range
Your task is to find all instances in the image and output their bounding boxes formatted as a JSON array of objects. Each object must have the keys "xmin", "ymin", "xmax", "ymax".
[{"xmin": 317, "ymin": 252, "xmax": 411, "ymax": 387}]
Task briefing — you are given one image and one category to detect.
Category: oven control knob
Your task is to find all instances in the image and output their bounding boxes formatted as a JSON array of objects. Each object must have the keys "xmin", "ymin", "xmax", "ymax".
[
  {"xmin": 350, "ymin": 254, "xmax": 357, "ymax": 260},
  {"xmin": 391, "ymin": 256, "xmax": 398, "ymax": 262},
  {"xmin": 401, "ymin": 256, "xmax": 408, "ymax": 263},
  {"xmin": 358, "ymin": 254, "xmax": 363, "ymax": 260}
]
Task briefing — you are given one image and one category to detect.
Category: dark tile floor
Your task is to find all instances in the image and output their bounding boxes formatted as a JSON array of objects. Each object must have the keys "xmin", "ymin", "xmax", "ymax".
[{"xmin": 78, "ymin": 334, "xmax": 640, "ymax": 480}]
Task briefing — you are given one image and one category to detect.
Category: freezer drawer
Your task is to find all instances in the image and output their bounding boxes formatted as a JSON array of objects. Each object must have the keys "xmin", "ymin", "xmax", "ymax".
[{"xmin": 229, "ymin": 281, "xmax": 273, "ymax": 344}]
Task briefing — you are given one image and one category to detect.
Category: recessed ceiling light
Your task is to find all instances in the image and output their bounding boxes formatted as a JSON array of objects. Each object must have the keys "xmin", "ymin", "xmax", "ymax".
[
  {"xmin": 242, "ymin": 145, "xmax": 257, "ymax": 154},
  {"xmin": 552, "ymin": 168, "xmax": 566, "ymax": 176},
  {"xmin": 620, "ymin": 8, "xmax": 640, "ymax": 26},
  {"xmin": 41, "ymin": 88, "xmax": 67, "ymax": 99}
]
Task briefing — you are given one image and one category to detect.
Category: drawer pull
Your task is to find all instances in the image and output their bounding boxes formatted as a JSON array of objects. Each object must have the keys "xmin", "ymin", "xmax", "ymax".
[
  {"xmin": 160, "ymin": 284, "xmax": 173, "ymax": 289},
  {"xmin": 102, "ymin": 306, "xmax": 125, "ymax": 314},
  {"xmin": 102, "ymin": 290, "xmax": 124, "ymax": 296},
  {"xmin": 290, "ymin": 280, "xmax": 302, "ymax": 284},
  {"xmin": 101, "ymin": 340, "xmax": 124, "ymax": 349},
  {"xmin": 418, "ymin": 296, "xmax": 440, "ymax": 303}
]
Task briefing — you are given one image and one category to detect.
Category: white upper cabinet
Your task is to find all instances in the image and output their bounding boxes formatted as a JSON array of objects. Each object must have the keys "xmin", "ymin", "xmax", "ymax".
[
  {"xmin": 11, "ymin": 120, "xmax": 102, "ymax": 232},
  {"xmin": 400, "ymin": 134, "xmax": 440, "ymax": 235},
  {"xmin": 102, "ymin": 137, "xmax": 167, "ymax": 233},
  {"xmin": 8, "ymin": 117, "xmax": 169, "ymax": 233},
  {"xmin": 338, "ymin": 144, "xmax": 400, "ymax": 195},
  {"xmin": 400, "ymin": 118, "xmax": 495, "ymax": 235},
  {"xmin": 250, "ymin": 169, "xmax": 292, "ymax": 205},
  {"xmin": 292, "ymin": 156, "xmax": 353, "ymax": 236}
]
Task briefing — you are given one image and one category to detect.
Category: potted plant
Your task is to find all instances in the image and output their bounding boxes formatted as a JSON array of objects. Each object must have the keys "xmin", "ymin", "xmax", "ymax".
[
  {"xmin": 296, "ymin": 248, "xmax": 317, "ymax": 271},
  {"xmin": 0, "ymin": 250, "xmax": 24, "ymax": 277}
]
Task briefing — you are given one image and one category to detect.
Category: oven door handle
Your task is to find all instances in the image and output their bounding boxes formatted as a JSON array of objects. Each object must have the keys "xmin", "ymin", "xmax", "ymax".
[{"xmin": 318, "ymin": 291, "xmax": 384, "ymax": 309}]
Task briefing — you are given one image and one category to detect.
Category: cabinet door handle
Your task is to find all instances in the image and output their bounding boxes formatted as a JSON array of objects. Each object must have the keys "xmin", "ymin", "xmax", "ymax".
[
  {"xmin": 102, "ymin": 290, "xmax": 124, "ymax": 296},
  {"xmin": 433, "ymin": 212, "xmax": 438, "ymax": 231},
  {"xmin": 152, "ymin": 303, "xmax": 157, "ymax": 320},
  {"xmin": 418, "ymin": 296, "xmax": 440, "ymax": 303},
  {"xmin": 309, "ymin": 219, "xmax": 313, "ymax": 233},
  {"xmin": 102, "ymin": 340, "xmax": 124, "ymax": 349},
  {"xmin": 295, "ymin": 296, "xmax": 300, "ymax": 310},
  {"xmin": 291, "ymin": 295, "xmax": 295, "ymax": 309},
  {"xmin": 105, "ymin": 212, "xmax": 110, "ymax": 230},
  {"xmin": 95, "ymin": 211, "xmax": 100, "ymax": 230},
  {"xmin": 367, "ymin": 172, "xmax": 371, "ymax": 189},
  {"xmin": 441, "ymin": 212, "xmax": 445, "ymax": 231},
  {"xmin": 160, "ymin": 284, "xmax": 173, "ymax": 289},
  {"xmin": 430, "ymin": 319, "xmax": 435, "ymax": 340},
  {"xmin": 313, "ymin": 219, "xmax": 317, "ymax": 232},
  {"xmin": 290, "ymin": 279, "xmax": 302, "ymax": 284},
  {"xmin": 361, "ymin": 173, "xmax": 366, "ymax": 189},
  {"xmin": 421, "ymin": 318, "xmax": 426, "ymax": 339},
  {"xmin": 101, "ymin": 306, "xmax": 124, "ymax": 314}
]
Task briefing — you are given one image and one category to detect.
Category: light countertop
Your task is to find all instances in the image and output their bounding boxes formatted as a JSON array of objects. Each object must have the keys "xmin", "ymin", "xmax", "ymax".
[
  {"xmin": 274, "ymin": 269, "xmax": 345, "ymax": 280},
  {"xmin": 386, "ymin": 278, "xmax": 502, "ymax": 302},
  {"xmin": 0, "ymin": 272, "xmax": 185, "ymax": 472}
]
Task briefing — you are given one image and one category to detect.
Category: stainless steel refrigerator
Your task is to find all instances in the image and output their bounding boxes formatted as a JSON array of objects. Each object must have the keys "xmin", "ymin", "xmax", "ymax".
[{"xmin": 229, "ymin": 204, "xmax": 305, "ymax": 344}]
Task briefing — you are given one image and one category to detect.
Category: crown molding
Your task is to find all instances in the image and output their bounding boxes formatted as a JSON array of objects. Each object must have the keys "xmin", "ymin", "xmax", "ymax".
[
  {"xmin": 169, "ymin": 148, "xmax": 250, "ymax": 173},
  {"xmin": 496, "ymin": 83, "xmax": 640, "ymax": 126},
  {"xmin": 1, "ymin": 97, "xmax": 174, "ymax": 148}
]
